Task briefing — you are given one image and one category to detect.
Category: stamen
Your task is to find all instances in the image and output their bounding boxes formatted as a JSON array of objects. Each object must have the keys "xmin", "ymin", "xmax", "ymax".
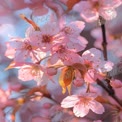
[{"xmin": 42, "ymin": 35, "xmax": 52, "ymax": 43}]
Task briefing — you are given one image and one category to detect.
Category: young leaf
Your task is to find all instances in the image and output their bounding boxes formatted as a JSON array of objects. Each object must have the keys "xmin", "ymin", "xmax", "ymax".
[
  {"xmin": 59, "ymin": 66, "xmax": 74, "ymax": 94},
  {"xmin": 66, "ymin": 0, "xmax": 80, "ymax": 11}
]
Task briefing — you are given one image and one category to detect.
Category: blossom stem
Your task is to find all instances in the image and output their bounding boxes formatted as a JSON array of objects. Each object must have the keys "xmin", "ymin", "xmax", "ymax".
[
  {"xmin": 99, "ymin": 16, "xmax": 108, "ymax": 61},
  {"xmin": 97, "ymin": 79, "xmax": 122, "ymax": 107},
  {"xmin": 101, "ymin": 24, "xmax": 108, "ymax": 61}
]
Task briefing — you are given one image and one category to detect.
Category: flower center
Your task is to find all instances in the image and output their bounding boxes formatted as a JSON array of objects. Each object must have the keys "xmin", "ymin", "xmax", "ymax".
[
  {"xmin": 63, "ymin": 27, "xmax": 73, "ymax": 35},
  {"xmin": 31, "ymin": 65, "xmax": 40, "ymax": 76},
  {"xmin": 24, "ymin": 42, "xmax": 32, "ymax": 50},
  {"xmin": 92, "ymin": 1, "xmax": 100, "ymax": 11},
  {"xmin": 79, "ymin": 97, "xmax": 92, "ymax": 105},
  {"xmin": 57, "ymin": 45, "xmax": 66, "ymax": 54},
  {"xmin": 42, "ymin": 35, "xmax": 52, "ymax": 43}
]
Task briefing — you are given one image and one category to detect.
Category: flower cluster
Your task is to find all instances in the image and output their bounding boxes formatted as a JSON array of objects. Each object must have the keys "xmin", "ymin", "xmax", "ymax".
[{"xmin": 1, "ymin": 0, "xmax": 122, "ymax": 122}]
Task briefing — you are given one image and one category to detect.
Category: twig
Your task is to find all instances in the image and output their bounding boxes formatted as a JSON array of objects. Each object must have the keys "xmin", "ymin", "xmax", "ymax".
[
  {"xmin": 97, "ymin": 79, "xmax": 122, "ymax": 107},
  {"xmin": 99, "ymin": 16, "xmax": 108, "ymax": 61}
]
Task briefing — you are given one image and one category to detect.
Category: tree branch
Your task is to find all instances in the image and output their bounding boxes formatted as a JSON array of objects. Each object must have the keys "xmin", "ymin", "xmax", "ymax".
[
  {"xmin": 97, "ymin": 79, "xmax": 122, "ymax": 107},
  {"xmin": 99, "ymin": 16, "xmax": 108, "ymax": 61}
]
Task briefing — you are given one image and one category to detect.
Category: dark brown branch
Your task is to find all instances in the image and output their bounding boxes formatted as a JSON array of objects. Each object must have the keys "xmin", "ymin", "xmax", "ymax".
[
  {"xmin": 99, "ymin": 16, "xmax": 108, "ymax": 61},
  {"xmin": 101, "ymin": 23, "xmax": 108, "ymax": 61},
  {"xmin": 97, "ymin": 79, "xmax": 122, "ymax": 107}
]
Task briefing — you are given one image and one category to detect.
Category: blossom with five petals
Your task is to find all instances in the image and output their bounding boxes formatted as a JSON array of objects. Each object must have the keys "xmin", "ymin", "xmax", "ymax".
[
  {"xmin": 61, "ymin": 93, "xmax": 105, "ymax": 117},
  {"xmin": 5, "ymin": 37, "xmax": 39, "ymax": 62}
]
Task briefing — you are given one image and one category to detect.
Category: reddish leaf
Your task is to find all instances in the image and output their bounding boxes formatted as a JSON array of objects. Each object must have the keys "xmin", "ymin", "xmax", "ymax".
[
  {"xmin": 59, "ymin": 66, "xmax": 74, "ymax": 94},
  {"xmin": 66, "ymin": 0, "xmax": 80, "ymax": 11},
  {"xmin": 95, "ymin": 96, "xmax": 110, "ymax": 104}
]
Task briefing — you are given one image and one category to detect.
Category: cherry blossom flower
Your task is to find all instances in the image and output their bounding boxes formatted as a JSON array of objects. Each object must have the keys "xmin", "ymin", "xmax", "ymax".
[
  {"xmin": 61, "ymin": 21, "xmax": 88, "ymax": 52},
  {"xmin": 81, "ymin": 48, "xmax": 114, "ymax": 75},
  {"xmin": 18, "ymin": 63, "xmax": 43, "ymax": 82},
  {"xmin": 27, "ymin": 22, "xmax": 61, "ymax": 52},
  {"xmin": 63, "ymin": 48, "xmax": 113, "ymax": 84},
  {"xmin": 73, "ymin": 0, "xmax": 122, "ymax": 22},
  {"xmin": 50, "ymin": 44, "xmax": 82, "ymax": 65},
  {"xmin": 17, "ymin": 62, "xmax": 55, "ymax": 85},
  {"xmin": 5, "ymin": 37, "xmax": 39, "ymax": 62},
  {"xmin": 61, "ymin": 93, "xmax": 105, "ymax": 117}
]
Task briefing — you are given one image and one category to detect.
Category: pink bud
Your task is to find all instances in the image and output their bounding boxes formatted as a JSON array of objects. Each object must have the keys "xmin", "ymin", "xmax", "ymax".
[{"xmin": 46, "ymin": 67, "xmax": 57, "ymax": 76}]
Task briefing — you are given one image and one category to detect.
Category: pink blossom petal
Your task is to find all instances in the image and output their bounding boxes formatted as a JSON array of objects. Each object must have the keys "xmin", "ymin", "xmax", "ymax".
[
  {"xmin": 61, "ymin": 95, "xmax": 79, "ymax": 108},
  {"xmin": 64, "ymin": 21, "xmax": 85, "ymax": 37},
  {"xmin": 73, "ymin": 102, "xmax": 89, "ymax": 117},
  {"xmin": 32, "ymin": 4, "xmax": 48, "ymax": 16},
  {"xmin": 84, "ymin": 69, "xmax": 97, "ymax": 83},
  {"xmin": 82, "ymin": 48, "xmax": 102, "ymax": 63},
  {"xmin": 73, "ymin": 1, "xmax": 98, "ymax": 22},
  {"xmin": 110, "ymin": 79, "xmax": 122, "ymax": 88},
  {"xmin": 98, "ymin": 61, "xmax": 114, "ymax": 73},
  {"xmin": 81, "ymin": 11, "xmax": 99, "ymax": 23},
  {"xmin": 46, "ymin": 1, "xmax": 64, "ymax": 17},
  {"xmin": 18, "ymin": 67, "xmax": 34, "ymax": 81},
  {"xmin": 89, "ymin": 100, "xmax": 105, "ymax": 114},
  {"xmin": 102, "ymin": 0, "xmax": 122, "ymax": 8},
  {"xmin": 50, "ymin": 53, "xmax": 59, "ymax": 64},
  {"xmin": 5, "ymin": 42, "xmax": 15, "ymax": 59},
  {"xmin": 100, "ymin": 8, "xmax": 117, "ymax": 20}
]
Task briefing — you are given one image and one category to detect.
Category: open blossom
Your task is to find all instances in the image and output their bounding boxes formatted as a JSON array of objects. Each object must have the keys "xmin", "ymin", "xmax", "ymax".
[
  {"xmin": 80, "ymin": 48, "xmax": 114, "ymax": 83},
  {"xmin": 61, "ymin": 21, "xmax": 88, "ymax": 52},
  {"xmin": 73, "ymin": 0, "xmax": 122, "ymax": 22},
  {"xmin": 26, "ymin": 22, "xmax": 62, "ymax": 52},
  {"xmin": 82, "ymin": 48, "xmax": 114, "ymax": 73},
  {"xmin": 17, "ymin": 62, "xmax": 55, "ymax": 85},
  {"xmin": 5, "ymin": 37, "xmax": 39, "ymax": 62},
  {"xmin": 18, "ymin": 63, "xmax": 43, "ymax": 82},
  {"xmin": 61, "ymin": 93, "xmax": 105, "ymax": 117},
  {"xmin": 50, "ymin": 44, "xmax": 82, "ymax": 65}
]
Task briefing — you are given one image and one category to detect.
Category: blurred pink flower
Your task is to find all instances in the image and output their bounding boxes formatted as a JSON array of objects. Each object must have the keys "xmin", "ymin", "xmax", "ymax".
[
  {"xmin": 61, "ymin": 93, "xmax": 105, "ymax": 117},
  {"xmin": 73, "ymin": 0, "xmax": 122, "ymax": 22},
  {"xmin": 18, "ymin": 63, "xmax": 43, "ymax": 82},
  {"xmin": 61, "ymin": 21, "xmax": 88, "ymax": 52},
  {"xmin": 110, "ymin": 79, "xmax": 122, "ymax": 88},
  {"xmin": 27, "ymin": 22, "xmax": 61, "ymax": 52},
  {"xmin": 0, "ymin": 88, "xmax": 14, "ymax": 109},
  {"xmin": 5, "ymin": 37, "xmax": 39, "ymax": 62},
  {"xmin": 91, "ymin": 28, "xmax": 122, "ymax": 57},
  {"xmin": 80, "ymin": 48, "xmax": 114, "ymax": 83},
  {"xmin": 50, "ymin": 44, "xmax": 82, "ymax": 65}
]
